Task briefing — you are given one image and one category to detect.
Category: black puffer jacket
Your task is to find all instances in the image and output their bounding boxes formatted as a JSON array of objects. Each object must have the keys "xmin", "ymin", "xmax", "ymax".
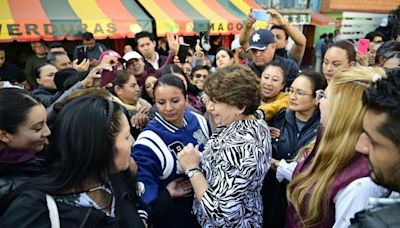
[
  {"xmin": 0, "ymin": 157, "xmax": 44, "ymax": 200},
  {"xmin": 0, "ymin": 173, "xmax": 146, "ymax": 228},
  {"xmin": 349, "ymin": 202, "xmax": 400, "ymax": 228}
]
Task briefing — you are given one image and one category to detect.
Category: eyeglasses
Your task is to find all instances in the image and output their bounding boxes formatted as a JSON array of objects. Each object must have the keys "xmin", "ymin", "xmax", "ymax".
[
  {"xmin": 315, "ymin": 89, "xmax": 327, "ymax": 102},
  {"xmin": 285, "ymin": 87, "xmax": 313, "ymax": 97},
  {"xmin": 193, "ymin": 73, "xmax": 208, "ymax": 79}
]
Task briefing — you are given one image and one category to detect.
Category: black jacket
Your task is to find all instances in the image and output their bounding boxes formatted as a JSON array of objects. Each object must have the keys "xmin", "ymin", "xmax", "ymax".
[
  {"xmin": 262, "ymin": 109, "xmax": 320, "ymax": 227},
  {"xmin": 0, "ymin": 157, "xmax": 44, "ymax": 201},
  {"xmin": 144, "ymin": 54, "xmax": 168, "ymax": 71},
  {"xmin": 0, "ymin": 173, "xmax": 145, "ymax": 228},
  {"xmin": 349, "ymin": 202, "xmax": 400, "ymax": 228},
  {"xmin": 270, "ymin": 109, "xmax": 320, "ymax": 160}
]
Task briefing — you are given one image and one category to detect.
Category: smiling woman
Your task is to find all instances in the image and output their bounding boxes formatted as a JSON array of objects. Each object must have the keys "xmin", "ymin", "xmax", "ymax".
[
  {"xmin": 131, "ymin": 74, "xmax": 211, "ymax": 227},
  {"xmin": 0, "ymin": 95, "xmax": 145, "ymax": 227},
  {"xmin": 177, "ymin": 65, "xmax": 272, "ymax": 227},
  {"xmin": 0, "ymin": 88, "xmax": 50, "ymax": 200},
  {"xmin": 110, "ymin": 70, "xmax": 152, "ymax": 138}
]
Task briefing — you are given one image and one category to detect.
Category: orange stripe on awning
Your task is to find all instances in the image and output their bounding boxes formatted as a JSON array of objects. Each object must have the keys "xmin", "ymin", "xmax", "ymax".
[
  {"xmin": 203, "ymin": 0, "xmax": 243, "ymax": 34},
  {"xmin": 8, "ymin": 0, "xmax": 52, "ymax": 42},
  {"xmin": 96, "ymin": 0, "xmax": 138, "ymax": 38},
  {"xmin": 243, "ymin": 0, "xmax": 263, "ymax": 9}
]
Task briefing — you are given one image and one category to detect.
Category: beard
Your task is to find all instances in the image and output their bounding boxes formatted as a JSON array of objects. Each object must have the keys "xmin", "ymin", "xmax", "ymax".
[{"xmin": 370, "ymin": 163, "xmax": 400, "ymax": 193}]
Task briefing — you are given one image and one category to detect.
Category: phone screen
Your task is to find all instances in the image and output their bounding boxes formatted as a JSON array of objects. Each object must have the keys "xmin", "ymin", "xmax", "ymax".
[
  {"xmin": 101, "ymin": 65, "xmax": 117, "ymax": 86},
  {"xmin": 178, "ymin": 44, "xmax": 190, "ymax": 64},
  {"xmin": 252, "ymin": 9, "xmax": 270, "ymax": 21},
  {"xmin": 77, "ymin": 46, "xmax": 86, "ymax": 64},
  {"xmin": 357, "ymin": 39, "xmax": 370, "ymax": 55}
]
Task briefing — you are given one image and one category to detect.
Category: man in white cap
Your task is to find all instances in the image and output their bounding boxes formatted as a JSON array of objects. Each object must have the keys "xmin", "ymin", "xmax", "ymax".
[
  {"xmin": 230, "ymin": 38, "xmax": 246, "ymax": 65},
  {"xmin": 123, "ymin": 51, "xmax": 146, "ymax": 83}
]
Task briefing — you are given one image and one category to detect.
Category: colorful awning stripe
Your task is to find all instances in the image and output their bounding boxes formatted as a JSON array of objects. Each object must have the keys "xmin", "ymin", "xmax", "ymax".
[
  {"xmin": 0, "ymin": 0, "xmax": 152, "ymax": 42},
  {"xmin": 138, "ymin": 0, "xmax": 264, "ymax": 36}
]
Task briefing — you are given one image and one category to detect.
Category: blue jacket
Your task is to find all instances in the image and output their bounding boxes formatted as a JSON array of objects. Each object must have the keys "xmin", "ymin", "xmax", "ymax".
[{"xmin": 270, "ymin": 109, "xmax": 320, "ymax": 160}]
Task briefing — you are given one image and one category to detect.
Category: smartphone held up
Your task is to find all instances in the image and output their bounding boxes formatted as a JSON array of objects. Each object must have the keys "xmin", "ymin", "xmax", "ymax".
[
  {"xmin": 357, "ymin": 39, "xmax": 370, "ymax": 55},
  {"xmin": 252, "ymin": 9, "xmax": 270, "ymax": 21},
  {"xmin": 178, "ymin": 44, "xmax": 190, "ymax": 64}
]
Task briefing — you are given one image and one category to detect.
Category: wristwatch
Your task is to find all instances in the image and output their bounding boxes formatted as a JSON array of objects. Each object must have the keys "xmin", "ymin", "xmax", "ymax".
[{"xmin": 185, "ymin": 167, "xmax": 201, "ymax": 178}]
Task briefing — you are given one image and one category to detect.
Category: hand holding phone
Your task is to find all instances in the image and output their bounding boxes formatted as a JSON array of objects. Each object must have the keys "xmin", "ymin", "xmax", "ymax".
[
  {"xmin": 252, "ymin": 9, "xmax": 270, "ymax": 21},
  {"xmin": 357, "ymin": 39, "xmax": 370, "ymax": 55},
  {"xmin": 178, "ymin": 44, "xmax": 190, "ymax": 64},
  {"xmin": 101, "ymin": 65, "xmax": 118, "ymax": 86},
  {"xmin": 77, "ymin": 46, "xmax": 87, "ymax": 64}
]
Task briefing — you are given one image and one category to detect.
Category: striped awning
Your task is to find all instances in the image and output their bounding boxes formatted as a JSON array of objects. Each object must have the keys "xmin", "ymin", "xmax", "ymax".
[
  {"xmin": 0, "ymin": 0, "xmax": 152, "ymax": 43},
  {"xmin": 138, "ymin": 0, "xmax": 265, "ymax": 36}
]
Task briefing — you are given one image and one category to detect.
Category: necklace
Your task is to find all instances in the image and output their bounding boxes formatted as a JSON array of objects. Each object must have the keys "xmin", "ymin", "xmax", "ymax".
[{"xmin": 85, "ymin": 184, "xmax": 113, "ymax": 213}]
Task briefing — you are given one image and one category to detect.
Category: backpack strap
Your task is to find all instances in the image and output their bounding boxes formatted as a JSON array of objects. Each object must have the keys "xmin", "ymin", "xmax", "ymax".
[{"xmin": 46, "ymin": 194, "xmax": 60, "ymax": 228}]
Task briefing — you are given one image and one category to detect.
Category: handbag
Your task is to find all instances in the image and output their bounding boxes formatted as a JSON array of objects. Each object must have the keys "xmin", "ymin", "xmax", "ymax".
[{"xmin": 46, "ymin": 194, "xmax": 60, "ymax": 228}]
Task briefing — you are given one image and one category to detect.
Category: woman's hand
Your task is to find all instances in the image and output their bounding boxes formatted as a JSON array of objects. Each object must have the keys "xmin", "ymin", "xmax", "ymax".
[
  {"xmin": 173, "ymin": 55, "xmax": 183, "ymax": 68},
  {"xmin": 166, "ymin": 177, "xmax": 193, "ymax": 198},
  {"xmin": 246, "ymin": 11, "xmax": 256, "ymax": 28},
  {"xmin": 130, "ymin": 107, "xmax": 150, "ymax": 128},
  {"xmin": 81, "ymin": 64, "xmax": 110, "ymax": 88},
  {"xmin": 268, "ymin": 9, "xmax": 289, "ymax": 28},
  {"xmin": 177, "ymin": 143, "xmax": 200, "ymax": 172},
  {"xmin": 270, "ymin": 158, "xmax": 280, "ymax": 171},
  {"xmin": 269, "ymin": 127, "xmax": 281, "ymax": 139},
  {"xmin": 167, "ymin": 33, "xmax": 180, "ymax": 56},
  {"xmin": 356, "ymin": 50, "xmax": 368, "ymax": 67},
  {"xmin": 72, "ymin": 58, "xmax": 90, "ymax": 72}
]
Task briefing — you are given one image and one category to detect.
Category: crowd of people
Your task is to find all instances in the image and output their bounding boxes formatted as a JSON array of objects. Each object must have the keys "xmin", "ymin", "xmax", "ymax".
[{"xmin": 0, "ymin": 8, "xmax": 400, "ymax": 228}]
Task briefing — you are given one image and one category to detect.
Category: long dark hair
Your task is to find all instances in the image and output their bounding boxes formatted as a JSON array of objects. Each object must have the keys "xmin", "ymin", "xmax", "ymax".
[
  {"xmin": 0, "ymin": 96, "xmax": 127, "ymax": 212},
  {"xmin": 154, "ymin": 74, "xmax": 187, "ymax": 99},
  {"xmin": 161, "ymin": 64, "xmax": 200, "ymax": 96}
]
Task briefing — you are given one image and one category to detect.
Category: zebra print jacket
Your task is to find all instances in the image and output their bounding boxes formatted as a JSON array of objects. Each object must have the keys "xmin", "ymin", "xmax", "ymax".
[{"xmin": 194, "ymin": 119, "xmax": 272, "ymax": 227}]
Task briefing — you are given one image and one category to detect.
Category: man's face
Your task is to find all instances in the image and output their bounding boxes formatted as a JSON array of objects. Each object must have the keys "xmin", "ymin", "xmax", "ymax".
[
  {"xmin": 126, "ymin": 58, "xmax": 145, "ymax": 77},
  {"xmin": 356, "ymin": 110, "xmax": 400, "ymax": 192},
  {"xmin": 0, "ymin": 50, "xmax": 5, "ymax": 67},
  {"xmin": 271, "ymin": 28, "xmax": 287, "ymax": 49},
  {"xmin": 32, "ymin": 42, "xmax": 47, "ymax": 56},
  {"xmin": 83, "ymin": 39, "xmax": 96, "ymax": 50},
  {"xmin": 137, "ymin": 37, "xmax": 156, "ymax": 60},
  {"xmin": 54, "ymin": 54, "xmax": 72, "ymax": 70},
  {"xmin": 251, "ymin": 43, "xmax": 276, "ymax": 67}
]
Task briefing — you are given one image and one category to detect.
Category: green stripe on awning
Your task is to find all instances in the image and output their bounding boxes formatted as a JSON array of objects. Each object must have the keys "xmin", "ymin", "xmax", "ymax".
[
  {"xmin": 172, "ymin": 0, "xmax": 209, "ymax": 32},
  {"xmin": 218, "ymin": 0, "xmax": 248, "ymax": 24},
  {"xmin": 40, "ymin": 0, "xmax": 82, "ymax": 37},
  {"xmin": 121, "ymin": 0, "xmax": 152, "ymax": 32}
]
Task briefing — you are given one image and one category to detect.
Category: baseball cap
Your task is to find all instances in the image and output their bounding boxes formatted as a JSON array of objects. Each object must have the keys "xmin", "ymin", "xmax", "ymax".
[
  {"xmin": 231, "ymin": 38, "xmax": 241, "ymax": 51},
  {"xmin": 247, "ymin": 29, "xmax": 275, "ymax": 51},
  {"xmin": 98, "ymin": 50, "xmax": 123, "ymax": 63},
  {"xmin": 380, "ymin": 17, "xmax": 388, "ymax": 27},
  {"xmin": 123, "ymin": 51, "xmax": 143, "ymax": 62}
]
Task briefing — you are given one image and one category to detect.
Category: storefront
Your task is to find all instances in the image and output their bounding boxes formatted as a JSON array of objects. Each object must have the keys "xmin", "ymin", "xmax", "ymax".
[{"xmin": 0, "ymin": 0, "xmax": 152, "ymax": 42}]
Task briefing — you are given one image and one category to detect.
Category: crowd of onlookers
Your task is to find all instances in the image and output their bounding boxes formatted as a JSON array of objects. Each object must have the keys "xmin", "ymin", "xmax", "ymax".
[{"xmin": 0, "ymin": 8, "xmax": 400, "ymax": 228}]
